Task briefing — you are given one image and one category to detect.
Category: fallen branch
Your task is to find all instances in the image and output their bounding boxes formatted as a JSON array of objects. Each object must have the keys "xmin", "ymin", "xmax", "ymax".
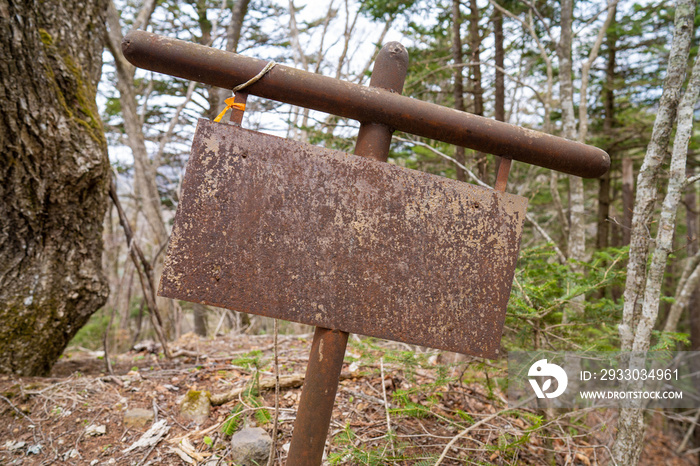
[
  {"xmin": 677, "ymin": 408, "xmax": 700, "ymax": 454},
  {"xmin": 210, "ymin": 371, "xmax": 355, "ymax": 406},
  {"xmin": 210, "ymin": 374, "xmax": 305, "ymax": 406},
  {"xmin": 168, "ymin": 420, "xmax": 223, "ymax": 445},
  {"xmin": 345, "ymin": 389, "xmax": 397, "ymax": 410}
]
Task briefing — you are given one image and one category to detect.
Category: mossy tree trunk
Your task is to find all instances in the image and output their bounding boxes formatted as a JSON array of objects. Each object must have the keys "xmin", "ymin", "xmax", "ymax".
[{"xmin": 0, "ymin": 0, "xmax": 110, "ymax": 375}]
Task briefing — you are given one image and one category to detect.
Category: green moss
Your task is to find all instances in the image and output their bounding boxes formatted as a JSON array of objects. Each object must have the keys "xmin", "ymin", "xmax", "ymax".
[
  {"xmin": 0, "ymin": 298, "xmax": 61, "ymax": 375},
  {"xmin": 38, "ymin": 31, "xmax": 105, "ymax": 146},
  {"xmin": 2, "ymin": 384, "xmax": 20, "ymax": 399},
  {"xmin": 180, "ymin": 389, "xmax": 212, "ymax": 423},
  {"xmin": 38, "ymin": 28, "xmax": 53, "ymax": 46},
  {"xmin": 184, "ymin": 388, "xmax": 212, "ymax": 403}
]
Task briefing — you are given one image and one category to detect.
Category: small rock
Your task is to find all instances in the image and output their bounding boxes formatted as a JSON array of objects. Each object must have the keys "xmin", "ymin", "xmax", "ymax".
[
  {"xmin": 230, "ymin": 427, "xmax": 272, "ymax": 465},
  {"xmin": 27, "ymin": 444, "xmax": 42, "ymax": 455},
  {"xmin": 90, "ymin": 460, "xmax": 99, "ymax": 465},
  {"xmin": 62, "ymin": 448, "xmax": 79, "ymax": 460},
  {"xmin": 85, "ymin": 424, "xmax": 107, "ymax": 436},
  {"xmin": 4, "ymin": 440, "xmax": 25, "ymax": 451},
  {"xmin": 124, "ymin": 408, "xmax": 154, "ymax": 428},
  {"xmin": 179, "ymin": 390, "xmax": 211, "ymax": 424}
]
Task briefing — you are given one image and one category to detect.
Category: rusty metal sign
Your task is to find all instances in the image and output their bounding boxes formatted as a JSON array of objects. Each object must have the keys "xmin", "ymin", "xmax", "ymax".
[{"xmin": 159, "ymin": 119, "xmax": 528, "ymax": 358}]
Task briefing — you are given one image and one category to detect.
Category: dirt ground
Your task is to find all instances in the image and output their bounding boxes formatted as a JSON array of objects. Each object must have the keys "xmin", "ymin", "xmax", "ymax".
[{"xmin": 0, "ymin": 333, "xmax": 697, "ymax": 465}]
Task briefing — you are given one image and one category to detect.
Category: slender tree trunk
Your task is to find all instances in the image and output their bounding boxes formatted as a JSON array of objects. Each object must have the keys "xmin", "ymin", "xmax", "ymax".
[
  {"xmin": 104, "ymin": 3, "xmax": 166, "ymax": 248},
  {"xmin": 685, "ymin": 172, "xmax": 697, "ymax": 257},
  {"xmin": 618, "ymin": 0, "xmax": 695, "ymax": 352},
  {"xmin": 493, "ymin": 3, "xmax": 504, "ymax": 123},
  {"xmin": 613, "ymin": 2, "xmax": 698, "ymax": 463},
  {"xmin": 0, "ymin": 0, "xmax": 110, "ymax": 375},
  {"xmin": 598, "ymin": 172, "xmax": 611, "ymax": 250},
  {"xmin": 622, "ymin": 157, "xmax": 634, "ymax": 244},
  {"xmin": 215, "ymin": 0, "xmax": 252, "ymax": 111},
  {"xmin": 193, "ymin": 303, "xmax": 208, "ymax": 337},
  {"xmin": 492, "ymin": 0, "xmax": 505, "ymax": 179},
  {"xmin": 452, "ymin": 0, "xmax": 466, "ymax": 182},
  {"xmin": 468, "ymin": 0, "xmax": 487, "ymax": 181},
  {"xmin": 228, "ymin": 0, "xmax": 251, "ymax": 53},
  {"xmin": 598, "ymin": 6, "xmax": 617, "ymax": 250},
  {"xmin": 105, "ymin": 0, "xmax": 180, "ymax": 337},
  {"xmin": 558, "ymin": 0, "xmax": 577, "ymax": 144},
  {"xmin": 564, "ymin": 0, "xmax": 614, "ymax": 313},
  {"xmin": 558, "ymin": 0, "xmax": 585, "ymax": 322},
  {"xmin": 196, "ymin": 0, "xmax": 217, "ymax": 120}
]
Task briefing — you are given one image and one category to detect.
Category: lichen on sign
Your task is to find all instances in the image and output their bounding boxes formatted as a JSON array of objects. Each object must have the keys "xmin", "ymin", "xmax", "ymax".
[{"xmin": 159, "ymin": 119, "xmax": 528, "ymax": 358}]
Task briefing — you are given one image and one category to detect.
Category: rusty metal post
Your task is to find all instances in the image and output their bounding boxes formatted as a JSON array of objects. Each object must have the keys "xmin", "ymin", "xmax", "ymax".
[
  {"xmin": 285, "ymin": 328, "xmax": 348, "ymax": 465},
  {"xmin": 494, "ymin": 157, "xmax": 512, "ymax": 192},
  {"xmin": 286, "ymin": 42, "xmax": 408, "ymax": 466},
  {"xmin": 229, "ymin": 92, "xmax": 247, "ymax": 125},
  {"xmin": 354, "ymin": 41, "xmax": 408, "ymax": 162}
]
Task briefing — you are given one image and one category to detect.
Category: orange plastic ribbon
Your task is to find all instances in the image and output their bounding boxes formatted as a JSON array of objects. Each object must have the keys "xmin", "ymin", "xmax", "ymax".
[{"xmin": 213, "ymin": 97, "xmax": 246, "ymax": 122}]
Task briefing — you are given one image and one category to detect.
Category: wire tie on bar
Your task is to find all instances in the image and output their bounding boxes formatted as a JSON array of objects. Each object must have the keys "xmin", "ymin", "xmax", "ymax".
[
  {"xmin": 232, "ymin": 60, "xmax": 276, "ymax": 93},
  {"xmin": 213, "ymin": 60, "xmax": 276, "ymax": 123}
]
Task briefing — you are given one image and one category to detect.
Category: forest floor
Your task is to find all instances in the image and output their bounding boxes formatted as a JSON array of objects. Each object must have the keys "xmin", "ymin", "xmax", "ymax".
[{"xmin": 0, "ymin": 332, "xmax": 697, "ymax": 465}]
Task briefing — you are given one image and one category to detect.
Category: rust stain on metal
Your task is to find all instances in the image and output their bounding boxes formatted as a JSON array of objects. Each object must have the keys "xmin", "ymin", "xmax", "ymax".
[
  {"xmin": 159, "ymin": 119, "xmax": 528, "ymax": 358},
  {"xmin": 122, "ymin": 30, "xmax": 610, "ymax": 179}
]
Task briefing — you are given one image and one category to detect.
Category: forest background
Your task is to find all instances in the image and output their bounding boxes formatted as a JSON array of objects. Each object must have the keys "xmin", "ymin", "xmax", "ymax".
[{"xmin": 2, "ymin": 0, "xmax": 700, "ymax": 464}]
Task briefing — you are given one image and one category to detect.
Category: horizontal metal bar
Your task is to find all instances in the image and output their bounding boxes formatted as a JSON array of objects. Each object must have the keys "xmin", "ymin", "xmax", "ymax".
[{"xmin": 122, "ymin": 30, "xmax": 610, "ymax": 178}]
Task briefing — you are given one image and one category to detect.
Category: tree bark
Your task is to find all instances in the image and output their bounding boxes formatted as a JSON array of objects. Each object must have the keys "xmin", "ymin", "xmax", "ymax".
[
  {"xmin": 558, "ymin": 0, "xmax": 585, "ymax": 322},
  {"xmin": 558, "ymin": 0, "xmax": 576, "ymax": 143},
  {"xmin": 597, "ymin": 3, "xmax": 618, "ymax": 250},
  {"xmin": 597, "ymin": 171, "xmax": 612, "ymax": 250},
  {"xmin": 468, "ymin": 0, "xmax": 487, "ymax": 181},
  {"xmin": 622, "ymin": 157, "xmax": 634, "ymax": 244},
  {"xmin": 105, "ymin": 1, "xmax": 166, "ymax": 249},
  {"xmin": 105, "ymin": 0, "xmax": 179, "ymax": 337},
  {"xmin": 215, "ymin": 0, "xmax": 252, "ymax": 110},
  {"xmin": 196, "ymin": 0, "xmax": 217, "ymax": 120},
  {"xmin": 193, "ymin": 303, "xmax": 208, "ymax": 337},
  {"xmin": 0, "ymin": 0, "xmax": 110, "ymax": 375},
  {"xmin": 491, "ymin": 1, "xmax": 505, "ymax": 180},
  {"xmin": 493, "ymin": 2, "xmax": 504, "ymax": 123},
  {"xmin": 452, "ymin": 0, "xmax": 466, "ymax": 182}
]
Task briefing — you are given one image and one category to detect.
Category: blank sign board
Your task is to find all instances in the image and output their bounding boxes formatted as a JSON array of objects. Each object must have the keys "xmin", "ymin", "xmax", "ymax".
[{"xmin": 159, "ymin": 119, "xmax": 527, "ymax": 358}]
